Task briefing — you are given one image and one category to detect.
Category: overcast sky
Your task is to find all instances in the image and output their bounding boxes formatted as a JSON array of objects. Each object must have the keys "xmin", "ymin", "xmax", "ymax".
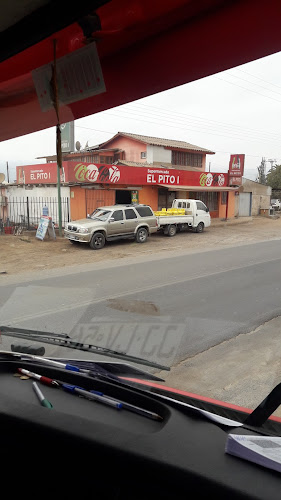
[{"xmin": 1, "ymin": 50, "xmax": 281, "ymax": 183}]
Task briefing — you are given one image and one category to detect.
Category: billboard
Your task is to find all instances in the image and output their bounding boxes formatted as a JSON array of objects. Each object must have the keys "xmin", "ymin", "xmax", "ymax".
[
  {"xmin": 16, "ymin": 164, "xmax": 64, "ymax": 184},
  {"xmin": 61, "ymin": 122, "xmax": 74, "ymax": 152},
  {"xmin": 229, "ymin": 154, "xmax": 245, "ymax": 176},
  {"xmin": 68, "ymin": 163, "xmax": 229, "ymax": 188},
  {"xmin": 229, "ymin": 176, "xmax": 242, "ymax": 186},
  {"xmin": 17, "ymin": 162, "xmax": 230, "ymax": 188}
]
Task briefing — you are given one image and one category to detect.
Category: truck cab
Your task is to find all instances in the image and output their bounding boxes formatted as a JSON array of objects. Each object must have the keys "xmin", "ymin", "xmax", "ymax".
[{"xmin": 172, "ymin": 199, "xmax": 211, "ymax": 229}]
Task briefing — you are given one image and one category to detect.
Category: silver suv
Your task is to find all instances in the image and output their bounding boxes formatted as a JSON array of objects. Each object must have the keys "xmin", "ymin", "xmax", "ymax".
[{"xmin": 64, "ymin": 204, "xmax": 158, "ymax": 249}]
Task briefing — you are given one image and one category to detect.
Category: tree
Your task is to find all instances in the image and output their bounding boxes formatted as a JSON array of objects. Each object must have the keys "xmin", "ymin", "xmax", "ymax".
[
  {"xmin": 257, "ymin": 157, "xmax": 267, "ymax": 184},
  {"xmin": 266, "ymin": 164, "xmax": 281, "ymax": 189}
]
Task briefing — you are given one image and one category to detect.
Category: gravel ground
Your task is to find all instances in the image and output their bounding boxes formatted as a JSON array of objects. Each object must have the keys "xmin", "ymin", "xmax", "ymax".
[{"xmin": 1, "ymin": 216, "xmax": 280, "ymax": 276}]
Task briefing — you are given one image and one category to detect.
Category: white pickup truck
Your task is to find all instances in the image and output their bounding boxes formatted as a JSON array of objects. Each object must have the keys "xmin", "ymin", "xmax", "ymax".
[{"xmin": 156, "ymin": 199, "xmax": 211, "ymax": 236}]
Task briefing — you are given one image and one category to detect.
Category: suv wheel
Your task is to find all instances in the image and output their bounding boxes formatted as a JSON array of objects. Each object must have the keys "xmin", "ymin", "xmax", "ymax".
[
  {"xmin": 136, "ymin": 227, "xmax": 148, "ymax": 243},
  {"xmin": 90, "ymin": 232, "xmax": 105, "ymax": 250}
]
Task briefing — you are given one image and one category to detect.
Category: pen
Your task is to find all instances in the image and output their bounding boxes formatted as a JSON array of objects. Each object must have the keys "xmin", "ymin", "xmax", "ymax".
[
  {"xmin": 32, "ymin": 382, "xmax": 53, "ymax": 409},
  {"xmin": 21, "ymin": 356, "xmax": 90, "ymax": 374},
  {"xmin": 18, "ymin": 368, "xmax": 59, "ymax": 387},
  {"xmin": 62, "ymin": 384, "xmax": 122, "ymax": 410},
  {"xmin": 89, "ymin": 391, "xmax": 162, "ymax": 421},
  {"xmin": 106, "ymin": 397, "xmax": 162, "ymax": 421}
]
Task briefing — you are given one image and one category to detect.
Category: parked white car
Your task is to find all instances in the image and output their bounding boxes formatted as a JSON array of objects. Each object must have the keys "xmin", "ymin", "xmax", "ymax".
[{"xmin": 271, "ymin": 199, "xmax": 281, "ymax": 210}]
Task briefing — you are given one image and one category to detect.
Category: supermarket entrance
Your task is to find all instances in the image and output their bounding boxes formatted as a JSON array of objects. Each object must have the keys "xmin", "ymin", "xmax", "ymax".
[{"xmin": 115, "ymin": 190, "xmax": 132, "ymax": 204}]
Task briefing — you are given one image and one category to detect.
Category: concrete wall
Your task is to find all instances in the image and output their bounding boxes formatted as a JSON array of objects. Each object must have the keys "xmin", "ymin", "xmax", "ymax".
[
  {"xmin": 101, "ymin": 136, "xmax": 147, "ymax": 163},
  {"xmin": 0, "ymin": 185, "xmax": 8, "ymax": 221},
  {"xmin": 242, "ymin": 178, "xmax": 271, "ymax": 196},
  {"xmin": 6, "ymin": 184, "xmax": 70, "ymax": 225},
  {"xmin": 240, "ymin": 178, "xmax": 271, "ymax": 216},
  {"xmin": 6, "ymin": 185, "xmax": 70, "ymax": 199},
  {"xmin": 147, "ymin": 145, "xmax": 172, "ymax": 164},
  {"xmin": 102, "ymin": 135, "xmax": 207, "ymax": 170}
]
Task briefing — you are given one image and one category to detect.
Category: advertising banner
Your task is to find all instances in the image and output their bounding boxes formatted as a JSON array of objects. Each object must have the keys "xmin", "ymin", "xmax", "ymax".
[
  {"xmin": 229, "ymin": 154, "xmax": 245, "ymax": 176},
  {"xmin": 17, "ymin": 162, "xmax": 229, "ymax": 188},
  {"xmin": 61, "ymin": 122, "xmax": 74, "ymax": 152},
  {"xmin": 36, "ymin": 216, "xmax": 56, "ymax": 241},
  {"xmin": 68, "ymin": 163, "xmax": 229, "ymax": 188},
  {"xmin": 17, "ymin": 164, "xmax": 64, "ymax": 184}
]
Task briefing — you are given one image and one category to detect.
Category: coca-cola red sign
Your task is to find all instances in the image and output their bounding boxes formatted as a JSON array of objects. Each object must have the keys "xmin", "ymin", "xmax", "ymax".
[
  {"xmin": 74, "ymin": 163, "xmax": 121, "ymax": 183},
  {"xmin": 17, "ymin": 161, "xmax": 229, "ymax": 188}
]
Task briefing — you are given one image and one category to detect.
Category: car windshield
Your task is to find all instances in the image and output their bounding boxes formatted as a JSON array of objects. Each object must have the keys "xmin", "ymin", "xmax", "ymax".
[
  {"xmin": 1, "ymin": 21, "xmax": 281, "ymax": 437},
  {"xmin": 89, "ymin": 209, "xmax": 111, "ymax": 221}
]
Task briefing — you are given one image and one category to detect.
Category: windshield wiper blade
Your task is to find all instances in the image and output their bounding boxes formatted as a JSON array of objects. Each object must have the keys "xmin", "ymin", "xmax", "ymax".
[{"xmin": 0, "ymin": 326, "xmax": 170, "ymax": 371}]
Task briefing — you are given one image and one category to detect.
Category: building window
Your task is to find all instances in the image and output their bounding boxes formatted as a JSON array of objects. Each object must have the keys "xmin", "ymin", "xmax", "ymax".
[
  {"xmin": 172, "ymin": 151, "xmax": 203, "ymax": 168},
  {"xmin": 221, "ymin": 192, "xmax": 227, "ymax": 205},
  {"xmin": 141, "ymin": 152, "xmax": 147, "ymax": 159},
  {"xmin": 99, "ymin": 156, "xmax": 114, "ymax": 164},
  {"xmin": 68, "ymin": 154, "xmax": 99, "ymax": 162}
]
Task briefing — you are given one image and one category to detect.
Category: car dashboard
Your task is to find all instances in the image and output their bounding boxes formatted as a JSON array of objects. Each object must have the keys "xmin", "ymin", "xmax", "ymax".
[{"xmin": 0, "ymin": 357, "xmax": 280, "ymax": 499}]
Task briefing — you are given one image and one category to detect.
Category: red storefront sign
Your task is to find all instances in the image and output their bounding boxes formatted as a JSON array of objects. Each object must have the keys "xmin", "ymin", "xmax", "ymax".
[
  {"xmin": 228, "ymin": 154, "xmax": 245, "ymax": 187},
  {"xmin": 17, "ymin": 164, "xmax": 64, "ymax": 184},
  {"xmin": 17, "ymin": 162, "xmax": 229, "ymax": 188},
  {"xmin": 229, "ymin": 176, "xmax": 242, "ymax": 186},
  {"xmin": 229, "ymin": 154, "xmax": 245, "ymax": 176}
]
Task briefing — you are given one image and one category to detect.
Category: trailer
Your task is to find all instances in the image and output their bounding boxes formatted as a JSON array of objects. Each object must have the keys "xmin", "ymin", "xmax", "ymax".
[{"xmin": 155, "ymin": 199, "xmax": 211, "ymax": 236}]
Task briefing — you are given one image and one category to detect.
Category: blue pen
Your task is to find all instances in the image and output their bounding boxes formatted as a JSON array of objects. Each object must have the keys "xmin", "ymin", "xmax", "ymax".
[
  {"xmin": 23, "ymin": 356, "xmax": 90, "ymax": 374},
  {"xmin": 62, "ymin": 384, "xmax": 122, "ymax": 409},
  {"xmin": 90, "ymin": 389, "xmax": 104, "ymax": 396}
]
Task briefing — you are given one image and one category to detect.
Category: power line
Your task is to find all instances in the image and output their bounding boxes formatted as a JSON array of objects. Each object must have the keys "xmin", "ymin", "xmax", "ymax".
[
  {"xmin": 74, "ymin": 115, "xmax": 281, "ymax": 161},
  {"xmin": 76, "ymin": 114, "xmax": 281, "ymax": 161},
  {"xmin": 75, "ymin": 125, "xmax": 114, "ymax": 135},
  {"xmin": 119, "ymin": 101, "xmax": 281, "ymax": 141},
  {"xmin": 214, "ymin": 76, "xmax": 281, "ymax": 104},
  {"xmin": 128, "ymin": 101, "xmax": 280, "ymax": 139},
  {"xmin": 105, "ymin": 109, "xmax": 281, "ymax": 146},
  {"xmin": 76, "ymin": 87, "xmax": 281, "ymax": 144},
  {"xmin": 126, "ymin": 104, "xmax": 281, "ymax": 143},
  {"xmin": 227, "ymin": 73, "xmax": 281, "ymax": 97},
  {"xmin": 236, "ymin": 68, "xmax": 281, "ymax": 91}
]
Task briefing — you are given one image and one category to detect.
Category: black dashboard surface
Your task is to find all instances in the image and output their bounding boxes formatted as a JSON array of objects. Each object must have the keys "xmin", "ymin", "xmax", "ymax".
[{"xmin": 0, "ymin": 359, "xmax": 279, "ymax": 499}]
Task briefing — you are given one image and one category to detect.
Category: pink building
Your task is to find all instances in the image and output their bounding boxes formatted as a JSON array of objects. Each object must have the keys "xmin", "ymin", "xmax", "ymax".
[{"xmin": 99, "ymin": 132, "xmax": 213, "ymax": 171}]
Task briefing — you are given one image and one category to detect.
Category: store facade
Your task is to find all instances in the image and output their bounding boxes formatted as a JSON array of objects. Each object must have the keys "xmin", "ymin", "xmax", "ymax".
[{"xmin": 16, "ymin": 162, "xmax": 236, "ymax": 220}]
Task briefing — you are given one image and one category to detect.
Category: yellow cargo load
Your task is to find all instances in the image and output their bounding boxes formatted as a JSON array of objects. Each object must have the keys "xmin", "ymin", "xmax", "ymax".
[{"xmin": 154, "ymin": 207, "xmax": 186, "ymax": 216}]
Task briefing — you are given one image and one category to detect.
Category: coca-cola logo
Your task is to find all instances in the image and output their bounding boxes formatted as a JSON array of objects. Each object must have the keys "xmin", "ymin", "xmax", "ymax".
[
  {"xmin": 98, "ymin": 165, "xmax": 110, "ymax": 181},
  {"xmin": 199, "ymin": 172, "xmax": 225, "ymax": 187},
  {"xmin": 74, "ymin": 164, "xmax": 121, "ymax": 183}
]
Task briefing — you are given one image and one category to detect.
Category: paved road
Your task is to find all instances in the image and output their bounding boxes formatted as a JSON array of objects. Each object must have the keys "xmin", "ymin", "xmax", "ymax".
[{"xmin": 1, "ymin": 239, "xmax": 281, "ymax": 371}]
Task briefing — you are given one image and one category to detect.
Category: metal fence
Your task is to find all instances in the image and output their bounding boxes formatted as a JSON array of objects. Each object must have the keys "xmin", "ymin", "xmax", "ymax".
[{"xmin": 3, "ymin": 196, "xmax": 70, "ymax": 229}]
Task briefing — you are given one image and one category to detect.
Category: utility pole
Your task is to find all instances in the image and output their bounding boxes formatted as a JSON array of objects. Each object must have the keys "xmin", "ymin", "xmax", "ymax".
[
  {"xmin": 209, "ymin": 162, "xmax": 211, "ymax": 172},
  {"xmin": 268, "ymin": 158, "xmax": 276, "ymax": 170},
  {"xmin": 50, "ymin": 39, "xmax": 62, "ymax": 237},
  {"xmin": 6, "ymin": 161, "xmax": 9, "ymax": 183}
]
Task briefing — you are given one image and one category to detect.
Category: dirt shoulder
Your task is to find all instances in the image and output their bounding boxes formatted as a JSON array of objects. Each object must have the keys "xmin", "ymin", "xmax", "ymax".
[
  {"xmin": 156, "ymin": 315, "xmax": 281, "ymax": 418},
  {"xmin": 1, "ymin": 216, "xmax": 281, "ymax": 276}
]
